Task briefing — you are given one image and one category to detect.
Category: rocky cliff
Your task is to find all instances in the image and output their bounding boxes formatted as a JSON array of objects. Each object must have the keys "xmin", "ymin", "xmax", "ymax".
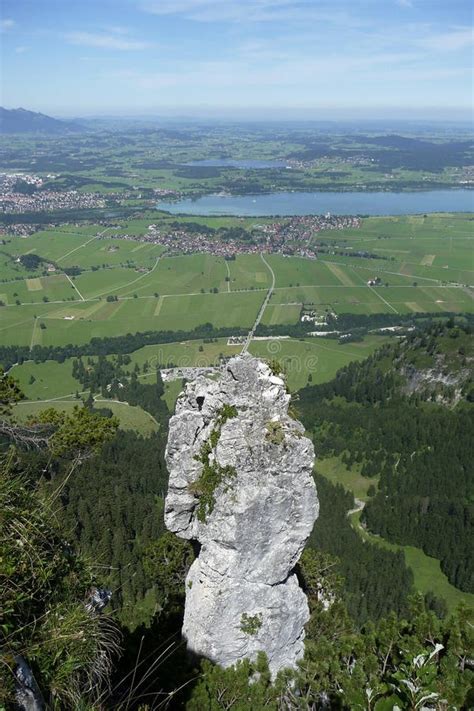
[{"xmin": 165, "ymin": 355, "xmax": 318, "ymax": 676}]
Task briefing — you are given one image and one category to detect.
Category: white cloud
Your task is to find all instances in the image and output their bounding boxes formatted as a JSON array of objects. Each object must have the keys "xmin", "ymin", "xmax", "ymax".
[
  {"xmin": 418, "ymin": 27, "xmax": 474, "ymax": 52},
  {"xmin": 1, "ymin": 18, "xmax": 15, "ymax": 32},
  {"xmin": 140, "ymin": 0, "xmax": 362, "ymax": 25},
  {"xmin": 106, "ymin": 26, "xmax": 130, "ymax": 35},
  {"xmin": 66, "ymin": 32, "xmax": 152, "ymax": 50},
  {"xmin": 396, "ymin": 0, "xmax": 413, "ymax": 8},
  {"xmin": 15, "ymin": 46, "xmax": 28, "ymax": 54},
  {"xmin": 108, "ymin": 50, "xmax": 431, "ymax": 92}
]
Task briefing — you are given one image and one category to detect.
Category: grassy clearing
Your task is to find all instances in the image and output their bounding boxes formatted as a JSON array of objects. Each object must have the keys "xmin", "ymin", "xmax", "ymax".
[
  {"xmin": 8, "ymin": 334, "xmax": 388, "ymax": 422},
  {"xmin": 9, "ymin": 360, "xmax": 79, "ymax": 400},
  {"xmin": 317, "ymin": 453, "xmax": 474, "ymax": 613},
  {"xmin": 316, "ymin": 457, "xmax": 377, "ymax": 500},
  {"xmin": 128, "ymin": 337, "xmax": 241, "ymax": 370},
  {"xmin": 352, "ymin": 510, "xmax": 474, "ymax": 613},
  {"xmin": 9, "ymin": 338, "xmax": 241, "ymax": 401},
  {"xmin": 93, "ymin": 400, "xmax": 159, "ymax": 435}
]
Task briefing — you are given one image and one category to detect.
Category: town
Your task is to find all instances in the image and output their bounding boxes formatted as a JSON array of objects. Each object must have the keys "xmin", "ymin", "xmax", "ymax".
[
  {"xmin": 0, "ymin": 172, "xmax": 106, "ymax": 213},
  {"xmin": 101, "ymin": 213, "xmax": 362, "ymax": 259}
]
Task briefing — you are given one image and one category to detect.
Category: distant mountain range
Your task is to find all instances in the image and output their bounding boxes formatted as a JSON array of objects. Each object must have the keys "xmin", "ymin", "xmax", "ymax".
[{"xmin": 0, "ymin": 107, "xmax": 84, "ymax": 134}]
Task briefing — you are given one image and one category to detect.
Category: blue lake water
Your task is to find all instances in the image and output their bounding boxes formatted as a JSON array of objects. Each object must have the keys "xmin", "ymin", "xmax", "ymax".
[
  {"xmin": 182, "ymin": 159, "xmax": 288, "ymax": 169},
  {"xmin": 157, "ymin": 190, "xmax": 474, "ymax": 217}
]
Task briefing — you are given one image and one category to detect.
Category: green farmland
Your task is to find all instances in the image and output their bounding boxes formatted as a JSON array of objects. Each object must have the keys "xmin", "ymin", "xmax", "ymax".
[
  {"xmin": 0, "ymin": 212, "xmax": 472, "ymax": 352},
  {"xmin": 9, "ymin": 333, "xmax": 388, "ymax": 402}
]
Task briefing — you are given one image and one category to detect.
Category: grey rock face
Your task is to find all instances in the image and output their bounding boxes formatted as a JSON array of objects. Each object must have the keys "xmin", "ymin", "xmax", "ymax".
[{"xmin": 165, "ymin": 355, "xmax": 318, "ymax": 676}]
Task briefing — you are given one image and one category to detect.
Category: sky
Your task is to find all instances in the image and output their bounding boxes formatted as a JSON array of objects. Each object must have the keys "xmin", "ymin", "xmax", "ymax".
[{"xmin": 1, "ymin": 0, "xmax": 473, "ymax": 119}]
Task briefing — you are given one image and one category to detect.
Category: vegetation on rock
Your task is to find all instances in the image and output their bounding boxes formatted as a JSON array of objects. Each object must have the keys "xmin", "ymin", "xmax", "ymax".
[
  {"xmin": 240, "ymin": 613, "xmax": 263, "ymax": 636},
  {"xmin": 192, "ymin": 403, "xmax": 238, "ymax": 523}
]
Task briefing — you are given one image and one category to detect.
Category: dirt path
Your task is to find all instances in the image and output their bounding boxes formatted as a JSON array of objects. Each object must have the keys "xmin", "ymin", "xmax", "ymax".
[
  {"xmin": 56, "ymin": 227, "xmax": 111, "ymax": 263},
  {"xmin": 347, "ymin": 498, "xmax": 365, "ymax": 517}
]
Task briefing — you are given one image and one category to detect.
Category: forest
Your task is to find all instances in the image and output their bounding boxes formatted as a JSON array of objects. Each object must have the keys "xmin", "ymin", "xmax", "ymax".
[{"xmin": 298, "ymin": 319, "xmax": 474, "ymax": 593}]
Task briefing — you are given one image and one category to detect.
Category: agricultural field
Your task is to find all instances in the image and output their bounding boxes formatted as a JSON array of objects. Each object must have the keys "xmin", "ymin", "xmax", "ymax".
[
  {"xmin": 227, "ymin": 254, "xmax": 272, "ymax": 290},
  {"xmin": 1, "ymin": 215, "xmax": 472, "ymax": 343},
  {"xmin": 1, "ymin": 213, "xmax": 472, "ymax": 352},
  {"xmin": 315, "ymin": 213, "xmax": 474, "ymax": 286},
  {"xmin": 0, "ymin": 290, "xmax": 266, "ymax": 346},
  {"xmin": 267, "ymin": 255, "xmax": 347, "ymax": 287}
]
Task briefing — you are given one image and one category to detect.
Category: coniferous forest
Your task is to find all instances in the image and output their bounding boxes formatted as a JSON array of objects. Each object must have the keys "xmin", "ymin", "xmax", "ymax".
[{"xmin": 298, "ymin": 320, "xmax": 474, "ymax": 594}]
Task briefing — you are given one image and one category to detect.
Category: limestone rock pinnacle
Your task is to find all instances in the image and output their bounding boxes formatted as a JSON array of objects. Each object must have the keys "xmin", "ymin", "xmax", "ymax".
[{"xmin": 165, "ymin": 354, "xmax": 318, "ymax": 676}]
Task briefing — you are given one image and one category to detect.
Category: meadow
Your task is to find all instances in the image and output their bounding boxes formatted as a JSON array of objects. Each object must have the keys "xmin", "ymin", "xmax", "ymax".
[
  {"xmin": 317, "ymin": 456, "xmax": 474, "ymax": 613},
  {"xmin": 249, "ymin": 335, "xmax": 388, "ymax": 390},
  {"xmin": 8, "ymin": 338, "xmax": 243, "ymax": 401}
]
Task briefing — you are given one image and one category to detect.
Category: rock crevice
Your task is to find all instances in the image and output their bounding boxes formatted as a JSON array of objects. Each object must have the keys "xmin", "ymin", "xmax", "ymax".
[{"xmin": 165, "ymin": 355, "xmax": 318, "ymax": 676}]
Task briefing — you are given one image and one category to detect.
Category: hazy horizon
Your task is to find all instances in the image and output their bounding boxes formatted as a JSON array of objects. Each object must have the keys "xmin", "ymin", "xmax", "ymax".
[{"xmin": 3, "ymin": 106, "xmax": 473, "ymax": 124}]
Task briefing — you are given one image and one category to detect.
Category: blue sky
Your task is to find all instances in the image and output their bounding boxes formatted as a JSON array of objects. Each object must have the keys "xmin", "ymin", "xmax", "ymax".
[{"xmin": 1, "ymin": 0, "xmax": 473, "ymax": 118}]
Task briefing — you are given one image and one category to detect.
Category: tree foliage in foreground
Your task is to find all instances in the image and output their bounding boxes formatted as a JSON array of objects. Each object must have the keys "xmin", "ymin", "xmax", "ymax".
[
  {"xmin": 0, "ymin": 450, "xmax": 121, "ymax": 709},
  {"xmin": 0, "ymin": 375, "xmax": 121, "ymax": 708}
]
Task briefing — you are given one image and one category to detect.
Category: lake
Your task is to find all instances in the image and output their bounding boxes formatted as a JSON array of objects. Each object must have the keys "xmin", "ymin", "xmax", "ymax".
[
  {"xmin": 157, "ymin": 189, "xmax": 474, "ymax": 216},
  {"xmin": 182, "ymin": 159, "xmax": 288, "ymax": 169}
]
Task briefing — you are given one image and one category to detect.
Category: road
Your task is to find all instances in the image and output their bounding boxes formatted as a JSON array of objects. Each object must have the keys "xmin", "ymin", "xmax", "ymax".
[
  {"xmin": 241, "ymin": 253, "xmax": 275, "ymax": 354},
  {"xmin": 225, "ymin": 259, "xmax": 231, "ymax": 292}
]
